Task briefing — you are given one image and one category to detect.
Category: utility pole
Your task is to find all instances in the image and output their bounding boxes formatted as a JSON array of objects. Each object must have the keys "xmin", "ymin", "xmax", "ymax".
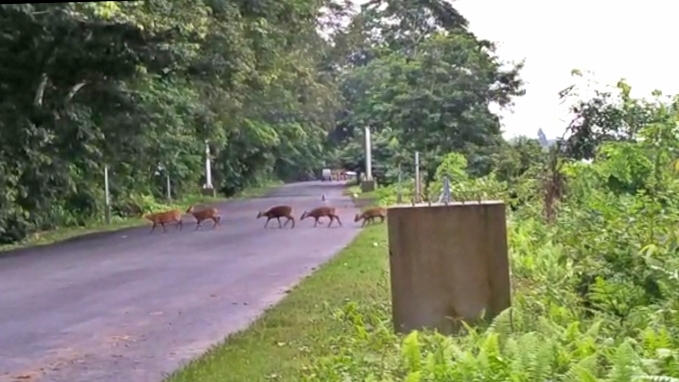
[
  {"xmin": 397, "ymin": 163, "xmax": 403, "ymax": 203},
  {"xmin": 204, "ymin": 140, "xmax": 213, "ymax": 189},
  {"xmin": 414, "ymin": 152, "xmax": 421, "ymax": 203},
  {"xmin": 104, "ymin": 165, "xmax": 111, "ymax": 225},
  {"xmin": 364, "ymin": 126, "xmax": 372, "ymax": 181},
  {"xmin": 166, "ymin": 171, "xmax": 172, "ymax": 200}
]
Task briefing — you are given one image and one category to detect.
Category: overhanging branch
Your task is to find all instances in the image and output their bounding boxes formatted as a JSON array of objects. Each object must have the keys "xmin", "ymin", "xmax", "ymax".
[
  {"xmin": 34, "ymin": 73, "xmax": 49, "ymax": 107},
  {"xmin": 65, "ymin": 81, "xmax": 88, "ymax": 103}
]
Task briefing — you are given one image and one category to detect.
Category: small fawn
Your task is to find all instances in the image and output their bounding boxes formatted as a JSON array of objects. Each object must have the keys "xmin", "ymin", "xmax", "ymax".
[
  {"xmin": 355, "ymin": 207, "xmax": 387, "ymax": 227},
  {"xmin": 257, "ymin": 205, "xmax": 295, "ymax": 229},
  {"xmin": 301, "ymin": 206, "xmax": 342, "ymax": 227}
]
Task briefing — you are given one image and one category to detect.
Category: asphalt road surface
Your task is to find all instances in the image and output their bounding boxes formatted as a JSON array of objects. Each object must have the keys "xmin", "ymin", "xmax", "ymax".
[{"xmin": 0, "ymin": 181, "xmax": 362, "ymax": 382}]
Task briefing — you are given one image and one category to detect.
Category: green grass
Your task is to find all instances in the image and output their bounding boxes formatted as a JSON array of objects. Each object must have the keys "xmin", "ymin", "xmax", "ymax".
[
  {"xmin": 342, "ymin": 184, "xmax": 376, "ymax": 197},
  {"xmin": 343, "ymin": 184, "xmax": 379, "ymax": 211},
  {"xmin": 0, "ymin": 180, "xmax": 283, "ymax": 253},
  {"xmin": 165, "ymin": 224, "xmax": 390, "ymax": 382},
  {"xmin": 343, "ymin": 184, "xmax": 361, "ymax": 196},
  {"xmin": 360, "ymin": 190, "xmax": 377, "ymax": 200}
]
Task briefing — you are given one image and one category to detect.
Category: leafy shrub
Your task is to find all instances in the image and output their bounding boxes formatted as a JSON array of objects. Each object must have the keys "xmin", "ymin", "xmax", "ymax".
[{"xmin": 302, "ymin": 88, "xmax": 679, "ymax": 381}]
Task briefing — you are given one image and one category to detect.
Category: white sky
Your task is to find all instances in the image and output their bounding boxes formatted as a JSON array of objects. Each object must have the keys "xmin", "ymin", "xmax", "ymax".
[
  {"xmin": 455, "ymin": 0, "xmax": 679, "ymax": 139},
  {"xmin": 346, "ymin": 0, "xmax": 678, "ymax": 139}
]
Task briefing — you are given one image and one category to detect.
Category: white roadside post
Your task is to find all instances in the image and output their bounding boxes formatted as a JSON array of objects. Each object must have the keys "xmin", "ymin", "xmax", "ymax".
[
  {"xmin": 204, "ymin": 140, "xmax": 213, "ymax": 189},
  {"xmin": 365, "ymin": 126, "xmax": 372, "ymax": 181},
  {"xmin": 104, "ymin": 165, "xmax": 111, "ymax": 225},
  {"xmin": 414, "ymin": 152, "xmax": 421, "ymax": 203}
]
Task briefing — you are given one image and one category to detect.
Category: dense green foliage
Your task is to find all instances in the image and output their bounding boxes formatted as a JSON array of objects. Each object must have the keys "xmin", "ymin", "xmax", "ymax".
[
  {"xmin": 326, "ymin": 0, "xmax": 525, "ymax": 184},
  {"xmin": 8, "ymin": 1, "xmax": 676, "ymax": 380},
  {"xmin": 0, "ymin": 0, "xmax": 525, "ymax": 245},
  {"xmin": 0, "ymin": 1, "xmax": 342, "ymax": 243},
  {"xmin": 300, "ymin": 80, "xmax": 679, "ymax": 381}
]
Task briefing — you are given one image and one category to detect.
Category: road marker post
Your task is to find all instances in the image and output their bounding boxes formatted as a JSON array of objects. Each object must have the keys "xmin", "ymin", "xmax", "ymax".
[{"xmin": 104, "ymin": 165, "xmax": 111, "ymax": 225}]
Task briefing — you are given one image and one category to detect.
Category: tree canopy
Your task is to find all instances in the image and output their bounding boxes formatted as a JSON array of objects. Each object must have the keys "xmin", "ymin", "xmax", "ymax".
[
  {"xmin": 0, "ymin": 0, "xmax": 526, "ymax": 243},
  {"xmin": 327, "ymin": 0, "xmax": 524, "ymax": 183}
]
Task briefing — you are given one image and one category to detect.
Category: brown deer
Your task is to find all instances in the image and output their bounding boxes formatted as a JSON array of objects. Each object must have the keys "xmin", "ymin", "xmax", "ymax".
[
  {"xmin": 257, "ymin": 205, "xmax": 295, "ymax": 229},
  {"xmin": 301, "ymin": 206, "xmax": 342, "ymax": 227},
  {"xmin": 186, "ymin": 205, "xmax": 221, "ymax": 230},
  {"xmin": 144, "ymin": 209, "xmax": 183, "ymax": 233},
  {"xmin": 354, "ymin": 207, "xmax": 387, "ymax": 227}
]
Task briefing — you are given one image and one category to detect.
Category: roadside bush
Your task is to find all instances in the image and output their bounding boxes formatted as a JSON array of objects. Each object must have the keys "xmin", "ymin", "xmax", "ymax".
[
  {"xmin": 373, "ymin": 153, "xmax": 508, "ymax": 206},
  {"xmin": 302, "ymin": 91, "xmax": 679, "ymax": 380}
]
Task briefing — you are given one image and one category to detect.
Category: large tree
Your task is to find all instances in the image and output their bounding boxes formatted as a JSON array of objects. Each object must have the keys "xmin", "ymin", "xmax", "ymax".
[
  {"xmin": 328, "ymin": 0, "xmax": 525, "ymax": 185},
  {"xmin": 0, "ymin": 0, "xmax": 525, "ymax": 244},
  {"xmin": 0, "ymin": 1, "xmax": 344, "ymax": 243}
]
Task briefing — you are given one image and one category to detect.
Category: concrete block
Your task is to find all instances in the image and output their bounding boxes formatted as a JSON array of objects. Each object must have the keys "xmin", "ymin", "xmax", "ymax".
[
  {"xmin": 201, "ymin": 187, "xmax": 216, "ymax": 197},
  {"xmin": 387, "ymin": 201, "xmax": 511, "ymax": 335},
  {"xmin": 361, "ymin": 179, "xmax": 376, "ymax": 192}
]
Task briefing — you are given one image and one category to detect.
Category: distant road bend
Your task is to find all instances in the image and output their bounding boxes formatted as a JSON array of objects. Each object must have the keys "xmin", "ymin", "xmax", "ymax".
[{"xmin": 0, "ymin": 181, "xmax": 361, "ymax": 382}]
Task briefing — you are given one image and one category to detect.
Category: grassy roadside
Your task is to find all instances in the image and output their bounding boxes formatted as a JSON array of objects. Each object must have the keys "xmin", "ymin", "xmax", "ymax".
[
  {"xmin": 165, "ymin": 224, "xmax": 389, "ymax": 382},
  {"xmin": 343, "ymin": 184, "xmax": 362, "ymax": 198},
  {"xmin": 343, "ymin": 183, "xmax": 378, "ymax": 210},
  {"xmin": 0, "ymin": 180, "xmax": 283, "ymax": 253}
]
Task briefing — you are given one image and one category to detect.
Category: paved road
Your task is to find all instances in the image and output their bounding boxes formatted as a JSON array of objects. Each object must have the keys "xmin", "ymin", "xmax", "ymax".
[{"xmin": 0, "ymin": 181, "xmax": 361, "ymax": 382}]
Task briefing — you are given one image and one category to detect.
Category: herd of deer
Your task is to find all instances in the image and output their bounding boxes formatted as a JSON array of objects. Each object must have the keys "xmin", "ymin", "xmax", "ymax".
[{"xmin": 142, "ymin": 203, "xmax": 387, "ymax": 234}]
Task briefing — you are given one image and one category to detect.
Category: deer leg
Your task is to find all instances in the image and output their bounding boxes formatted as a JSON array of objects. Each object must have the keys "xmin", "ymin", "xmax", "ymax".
[
  {"xmin": 161, "ymin": 222, "xmax": 167, "ymax": 233},
  {"xmin": 361, "ymin": 218, "xmax": 367, "ymax": 228},
  {"xmin": 277, "ymin": 216, "xmax": 282, "ymax": 228},
  {"xmin": 212, "ymin": 216, "xmax": 220, "ymax": 229},
  {"xmin": 313, "ymin": 218, "xmax": 319, "ymax": 227},
  {"xmin": 327, "ymin": 216, "xmax": 333, "ymax": 228},
  {"xmin": 150, "ymin": 222, "xmax": 157, "ymax": 233},
  {"xmin": 177, "ymin": 219, "xmax": 183, "ymax": 231},
  {"xmin": 288, "ymin": 216, "xmax": 295, "ymax": 229},
  {"xmin": 195, "ymin": 219, "xmax": 201, "ymax": 230},
  {"xmin": 335, "ymin": 215, "xmax": 342, "ymax": 227}
]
